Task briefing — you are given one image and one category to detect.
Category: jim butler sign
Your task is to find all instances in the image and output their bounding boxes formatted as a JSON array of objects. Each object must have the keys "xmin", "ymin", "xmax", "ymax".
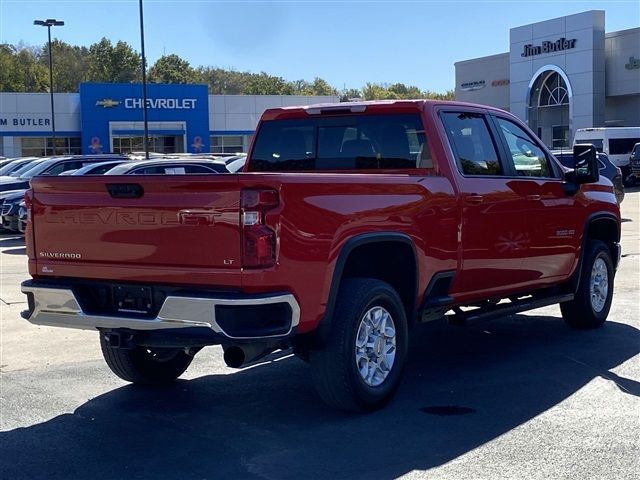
[{"xmin": 521, "ymin": 38, "xmax": 577, "ymax": 57}]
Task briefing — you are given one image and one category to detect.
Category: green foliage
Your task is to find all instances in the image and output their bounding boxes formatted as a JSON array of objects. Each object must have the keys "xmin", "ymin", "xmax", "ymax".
[
  {"xmin": 339, "ymin": 88, "xmax": 363, "ymax": 102},
  {"xmin": 149, "ymin": 54, "xmax": 198, "ymax": 84},
  {"xmin": 88, "ymin": 38, "xmax": 141, "ymax": 83},
  {"xmin": 292, "ymin": 77, "xmax": 338, "ymax": 96},
  {"xmin": 0, "ymin": 40, "xmax": 453, "ymax": 100},
  {"xmin": 243, "ymin": 72, "xmax": 294, "ymax": 95},
  {"xmin": 362, "ymin": 82, "xmax": 455, "ymax": 101},
  {"xmin": 40, "ymin": 40, "xmax": 90, "ymax": 92},
  {"xmin": 0, "ymin": 44, "xmax": 49, "ymax": 92},
  {"xmin": 197, "ymin": 67, "xmax": 248, "ymax": 94}
]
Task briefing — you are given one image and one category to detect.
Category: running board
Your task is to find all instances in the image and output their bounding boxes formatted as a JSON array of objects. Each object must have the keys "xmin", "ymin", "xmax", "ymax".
[{"xmin": 447, "ymin": 293, "xmax": 574, "ymax": 325}]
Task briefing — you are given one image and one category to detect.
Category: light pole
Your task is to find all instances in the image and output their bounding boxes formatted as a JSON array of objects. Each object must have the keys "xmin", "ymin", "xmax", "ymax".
[
  {"xmin": 138, "ymin": 0, "xmax": 150, "ymax": 159},
  {"xmin": 34, "ymin": 18, "xmax": 64, "ymax": 155}
]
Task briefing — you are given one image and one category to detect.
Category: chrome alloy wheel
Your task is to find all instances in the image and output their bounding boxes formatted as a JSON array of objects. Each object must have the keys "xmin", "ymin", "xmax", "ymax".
[
  {"xmin": 590, "ymin": 257, "xmax": 609, "ymax": 313},
  {"xmin": 355, "ymin": 306, "xmax": 397, "ymax": 387}
]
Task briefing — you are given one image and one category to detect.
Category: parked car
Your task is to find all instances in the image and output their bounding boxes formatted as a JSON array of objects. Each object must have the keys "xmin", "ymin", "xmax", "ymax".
[
  {"xmin": 552, "ymin": 150, "xmax": 624, "ymax": 203},
  {"xmin": 22, "ymin": 100, "xmax": 620, "ymax": 412},
  {"xmin": 211, "ymin": 154, "xmax": 247, "ymax": 173},
  {"xmin": 18, "ymin": 200, "xmax": 27, "ymax": 233},
  {"xmin": 103, "ymin": 158, "xmax": 226, "ymax": 175},
  {"xmin": 0, "ymin": 187, "xmax": 30, "ymax": 230},
  {"xmin": 1, "ymin": 190, "xmax": 26, "ymax": 231},
  {"xmin": 1, "ymin": 156, "xmax": 128, "ymax": 231},
  {"xmin": 0, "ymin": 157, "xmax": 39, "ymax": 178},
  {"xmin": 0, "ymin": 155, "xmax": 126, "ymax": 192},
  {"xmin": 59, "ymin": 160, "xmax": 132, "ymax": 176},
  {"xmin": 573, "ymin": 127, "xmax": 640, "ymax": 180},
  {"xmin": 0, "ymin": 158, "xmax": 18, "ymax": 169}
]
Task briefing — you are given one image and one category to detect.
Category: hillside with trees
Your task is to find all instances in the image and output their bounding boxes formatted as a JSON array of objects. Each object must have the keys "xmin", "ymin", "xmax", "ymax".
[{"xmin": 0, "ymin": 39, "xmax": 454, "ymax": 101}]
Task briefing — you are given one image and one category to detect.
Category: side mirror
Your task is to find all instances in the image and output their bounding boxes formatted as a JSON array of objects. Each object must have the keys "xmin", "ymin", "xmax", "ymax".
[
  {"xmin": 573, "ymin": 144, "xmax": 600, "ymax": 185},
  {"xmin": 563, "ymin": 144, "xmax": 599, "ymax": 195},
  {"xmin": 573, "ymin": 143, "xmax": 599, "ymax": 184}
]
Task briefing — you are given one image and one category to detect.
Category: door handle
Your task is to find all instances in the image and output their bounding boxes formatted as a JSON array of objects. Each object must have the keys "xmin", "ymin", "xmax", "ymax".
[
  {"xmin": 465, "ymin": 195, "xmax": 484, "ymax": 205},
  {"xmin": 526, "ymin": 194, "xmax": 541, "ymax": 201}
]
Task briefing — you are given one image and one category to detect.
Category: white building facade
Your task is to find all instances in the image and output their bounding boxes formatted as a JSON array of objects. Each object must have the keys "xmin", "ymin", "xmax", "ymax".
[{"xmin": 455, "ymin": 11, "xmax": 639, "ymax": 148}]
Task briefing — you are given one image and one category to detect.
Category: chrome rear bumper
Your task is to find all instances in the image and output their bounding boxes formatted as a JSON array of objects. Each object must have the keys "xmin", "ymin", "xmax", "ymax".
[{"xmin": 21, "ymin": 282, "xmax": 300, "ymax": 340}]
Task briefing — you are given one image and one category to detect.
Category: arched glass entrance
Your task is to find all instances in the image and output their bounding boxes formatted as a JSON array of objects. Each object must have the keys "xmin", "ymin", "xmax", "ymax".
[{"xmin": 527, "ymin": 67, "xmax": 572, "ymax": 149}]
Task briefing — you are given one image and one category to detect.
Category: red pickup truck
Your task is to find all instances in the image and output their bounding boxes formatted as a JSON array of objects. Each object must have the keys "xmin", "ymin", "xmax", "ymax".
[{"xmin": 21, "ymin": 100, "xmax": 621, "ymax": 411}]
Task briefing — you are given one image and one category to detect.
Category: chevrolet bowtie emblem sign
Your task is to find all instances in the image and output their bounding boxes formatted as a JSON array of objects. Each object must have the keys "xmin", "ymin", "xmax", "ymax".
[{"xmin": 95, "ymin": 99, "xmax": 121, "ymax": 108}]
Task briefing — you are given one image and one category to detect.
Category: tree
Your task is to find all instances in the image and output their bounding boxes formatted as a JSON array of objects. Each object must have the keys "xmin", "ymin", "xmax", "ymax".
[
  {"xmin": 308, "ymin": 77, "xmax": 337, "ymax": 96},
  {"xmin": 0, "ymin": 44, "xmax": 48, "ymax": 92},
  {"xmin": 149, "ymin": 54, "xmax": 198, "ymax": 84},
  {"xmin": 424, "ymin": 89, "xmax": 455, "ymax": 100},
  {"xmin": 290, "ymin": 79, "xmax": 311, "ymax": 95},
  {"xmin": 0, "ymin": 44, "xmax": 19, "ymax": 91},
  {"xmin": 339, "ymin": 88, "xmax": 362, "ymax": 102},
  {"xmin": 197, "ymin": 67, "xmax": 247, "ymax": 94},
  {"xmin": 40, "ymin": 40, "xmax": 90, "ymax": 92},
  {"xmin": 0, "ymin": 39, "xmax": 456, "ymax": 99},
  {"xmin": 388, "ymin": 83, "xmax": 423, "ymax": 99},
  {"xmin": 111, "ymin": 41, "xmax": 141, "ymax": 82},
  {"xmin": 88, "ymin": 38, "xmax": 140, "ymax": 83},
  {"xmin": 362, "ymin": 83, "xmax": 398, "ymax": 100},
  {"xmin": 243, "ymin": 72, "xmax": 293, "ymax": 95}
]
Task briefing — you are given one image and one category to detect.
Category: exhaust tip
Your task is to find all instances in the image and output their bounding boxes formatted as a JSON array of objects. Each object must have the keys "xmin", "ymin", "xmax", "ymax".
[{"xmin": 223, "ymin": 346, "xmax": 246, "ymax": 368}]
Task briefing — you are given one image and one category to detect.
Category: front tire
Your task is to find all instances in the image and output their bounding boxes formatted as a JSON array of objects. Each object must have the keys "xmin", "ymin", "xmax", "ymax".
[
  {"xmin": 561, "ymin": 240, "xmax": 614, "ymax": 329},
  {"xmin": 309, "ymin": 278, "xmax": 408, "ymax": 412},
  {"xmin": 100, "ymin": 334, "xmax": 194, "ymax": 384}
]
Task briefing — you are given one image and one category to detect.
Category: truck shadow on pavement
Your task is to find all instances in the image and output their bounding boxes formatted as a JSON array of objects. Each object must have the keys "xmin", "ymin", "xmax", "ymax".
[
  {"xmin": 0, "ymin": 234, "xmax": 24, "ymax": 248},
  {"xmin": 1, "ymin": 315, "xmax": 639, "ymax": 479},
  {"xmin": 1, "ymin": 247, "xmax": 26, "ymax": 255}
]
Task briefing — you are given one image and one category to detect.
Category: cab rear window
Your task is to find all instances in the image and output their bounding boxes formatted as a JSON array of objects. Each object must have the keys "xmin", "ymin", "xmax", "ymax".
[{"xmin": 249, "ymin": 114, "xmax": 430, "ymax": 171}]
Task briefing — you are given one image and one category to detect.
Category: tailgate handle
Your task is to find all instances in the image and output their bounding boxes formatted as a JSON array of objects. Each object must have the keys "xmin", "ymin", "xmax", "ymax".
[{"xmin": 106, "ymin": 183, "xmax": 144, "ymax": 199}]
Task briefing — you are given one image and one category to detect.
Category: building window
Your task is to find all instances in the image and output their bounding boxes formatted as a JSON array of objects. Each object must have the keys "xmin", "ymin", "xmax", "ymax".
[
  {"xmin": 538, "ymin": 72, "xmax": 569, "ymax": 107},
  {"xmin": 210, "ymin": 135, "xmax": 252, "ymax": 154},
  {"xmin": 112, "ymin": 135, "xmax": 185, "ymax": 154},
  {"xmin": 552, "ymin": 125, "xmax": 570, "ymax": 149},
  {"xmin": 527, "ymin": 68, "xmax": 571, "ymax": 149},
  {"xmin": 20, "ymin": 137, "xmax": 82, "ymax": 156},
  {"xmin": 113, "ymin": 136, "xmax": 145, "ymax": 154}
]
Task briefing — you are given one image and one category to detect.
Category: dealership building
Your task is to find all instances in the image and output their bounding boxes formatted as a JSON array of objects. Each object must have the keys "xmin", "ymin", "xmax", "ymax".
[
  {"xmin": 455, "ymin": 10, "xmax": 639, "ymax": 148},
  {"xmin": 0, "ymin": 83, "xmax": 337, "ymax": 157}
]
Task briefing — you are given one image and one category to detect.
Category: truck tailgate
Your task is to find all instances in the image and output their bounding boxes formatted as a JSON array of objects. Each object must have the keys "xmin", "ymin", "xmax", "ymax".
[{"xmin": 29, "ymin": 175, "xmax": 242, "ymax": 286}]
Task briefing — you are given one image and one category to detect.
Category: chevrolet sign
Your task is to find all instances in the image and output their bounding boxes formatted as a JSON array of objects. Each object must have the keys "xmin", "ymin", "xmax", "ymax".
[{"xmin": 124, "ymin": 98, "xmax": 198, "ymax": 109}]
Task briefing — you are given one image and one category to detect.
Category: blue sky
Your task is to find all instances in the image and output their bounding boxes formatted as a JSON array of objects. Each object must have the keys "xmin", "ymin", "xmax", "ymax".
[{"xmin": 1, "ymin": 1, "xmax": 638, "ymax": 93}]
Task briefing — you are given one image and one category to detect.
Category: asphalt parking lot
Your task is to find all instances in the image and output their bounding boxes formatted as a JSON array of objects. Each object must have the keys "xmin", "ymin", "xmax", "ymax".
[{"xmin": 1, "ymin": 192, "xmax": 639, "ymax": 480}]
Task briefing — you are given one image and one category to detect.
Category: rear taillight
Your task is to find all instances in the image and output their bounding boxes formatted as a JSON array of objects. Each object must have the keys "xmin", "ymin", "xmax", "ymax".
[
  {"xmin": 24, "ymin": 189, "xmax": 33, "ymax": 221},
  {"xmin": 241, "ymin": 189, "xmax": 278, "ymax": 268}
]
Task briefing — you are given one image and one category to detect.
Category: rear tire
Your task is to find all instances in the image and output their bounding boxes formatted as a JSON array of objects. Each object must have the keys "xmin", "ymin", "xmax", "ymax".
[
  {"xmin": 100, "ymin": 334, "xmax": 194, "ymax": 384},
  {"xmin": 561, "ymin": 240, "xmax": 614, "ymax": 329},
  {"xmin": 309, "ymin": 278, "xmax": 408, "ymax": 412}
]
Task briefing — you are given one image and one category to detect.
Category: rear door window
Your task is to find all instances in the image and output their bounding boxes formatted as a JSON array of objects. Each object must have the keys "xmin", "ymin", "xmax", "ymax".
[
  {"xmin": 441, "ymin": 112, "xmax": 503, "ymax": 176},
  {"xmin": 250, "ymin": 114, "xmax": 427, "ymax": 171}
]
